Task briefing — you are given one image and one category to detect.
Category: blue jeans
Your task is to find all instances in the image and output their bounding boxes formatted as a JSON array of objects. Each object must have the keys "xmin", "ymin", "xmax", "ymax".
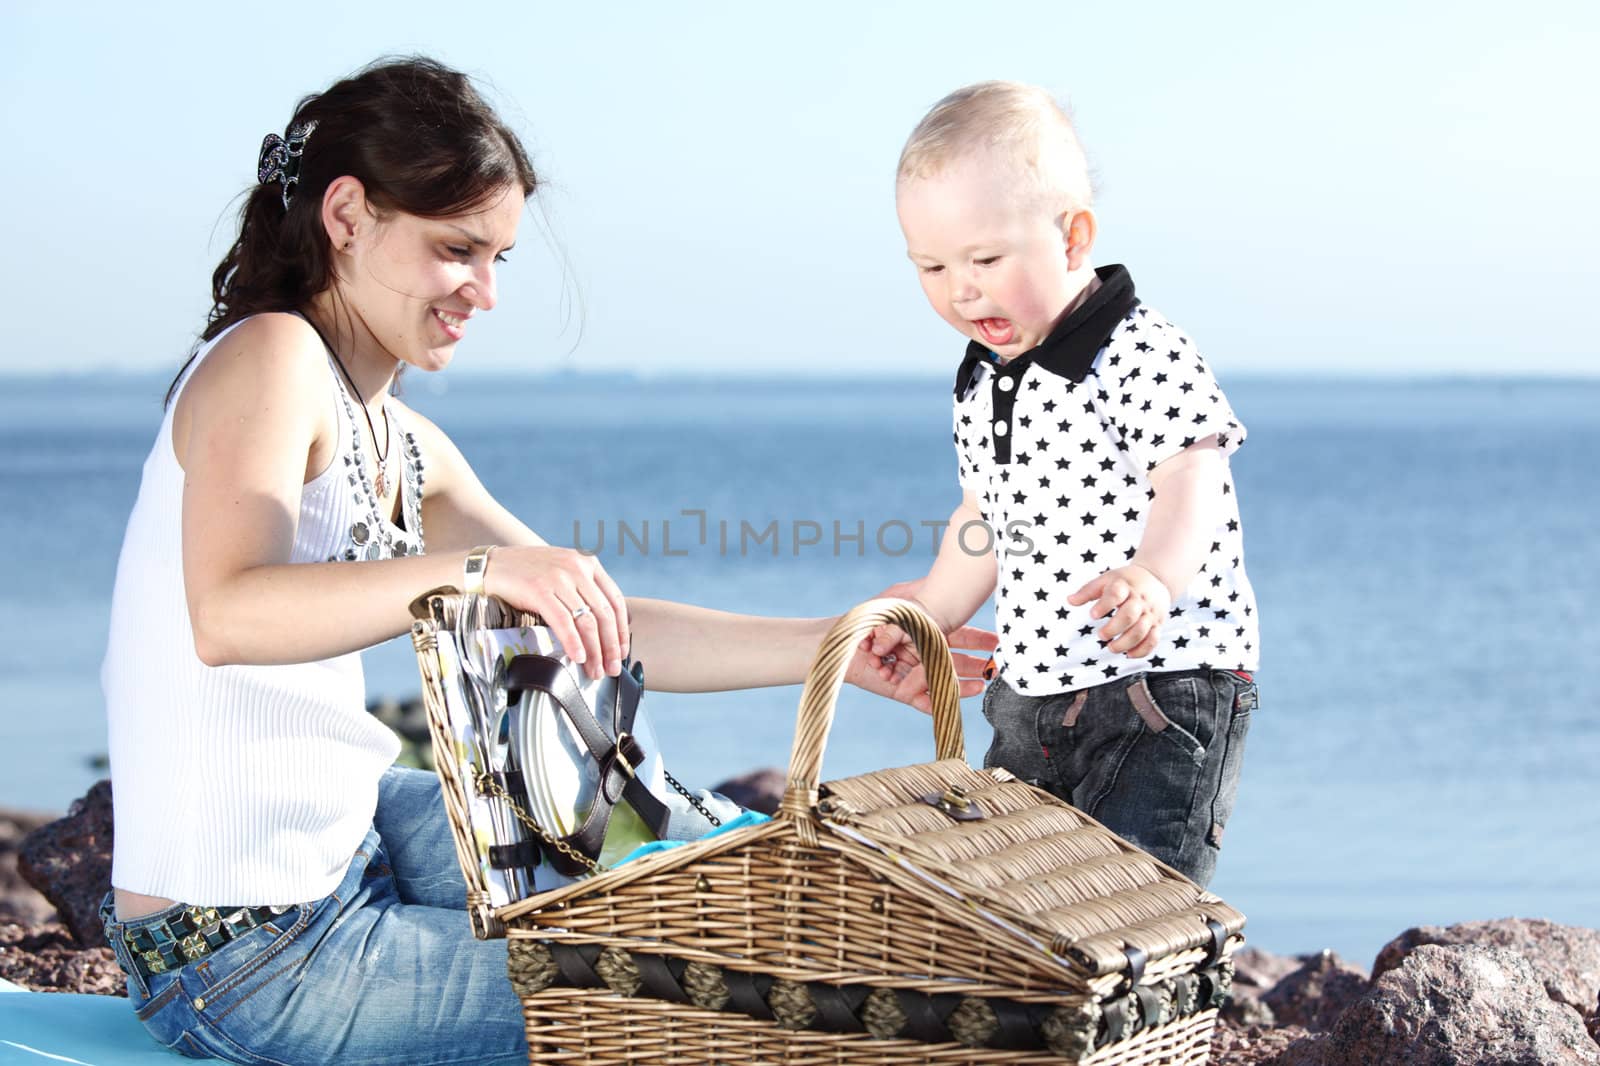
[
  {"xmin": 982, "ymin": 669, "xmax": 1257, "ymax": 887},
  {"xmin": 102, "ymin": 766, "xmax": 527, "ymax": 1065}
]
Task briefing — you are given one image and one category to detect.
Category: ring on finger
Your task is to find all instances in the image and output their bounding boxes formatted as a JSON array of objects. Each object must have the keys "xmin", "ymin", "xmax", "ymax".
[{"xmin": 570, "ymin": 604, "xmax": 592, "ymax": 620}]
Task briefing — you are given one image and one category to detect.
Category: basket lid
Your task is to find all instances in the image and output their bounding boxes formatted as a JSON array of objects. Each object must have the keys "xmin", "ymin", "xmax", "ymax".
[{"xmin": 816, "ymin": 758, "xmax": 1244, "ymax": 981}]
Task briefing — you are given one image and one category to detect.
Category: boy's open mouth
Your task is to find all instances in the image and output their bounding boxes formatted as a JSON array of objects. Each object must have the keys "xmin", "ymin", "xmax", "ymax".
[{"xmin": 975, "ymin": 317, "xmax": 1015, "ymax": 347}]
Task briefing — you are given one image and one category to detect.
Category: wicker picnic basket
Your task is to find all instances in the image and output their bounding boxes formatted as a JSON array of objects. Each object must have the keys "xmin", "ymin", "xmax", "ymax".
[{"xmin": 410, "ymin": 591, "xmax": 1245, "ymax": 1065}]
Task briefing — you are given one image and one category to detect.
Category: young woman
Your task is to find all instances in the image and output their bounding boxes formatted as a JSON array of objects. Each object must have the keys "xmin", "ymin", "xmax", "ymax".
[{"xmin": 99, "ymin": 57, "xmax": 993, "ymax": 1065}]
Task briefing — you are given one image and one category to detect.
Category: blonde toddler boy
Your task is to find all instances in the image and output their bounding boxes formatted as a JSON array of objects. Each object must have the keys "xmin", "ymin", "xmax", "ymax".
[{"xmin": 875, "ymin": 82, "xmax": 1259, "ymax": 886}]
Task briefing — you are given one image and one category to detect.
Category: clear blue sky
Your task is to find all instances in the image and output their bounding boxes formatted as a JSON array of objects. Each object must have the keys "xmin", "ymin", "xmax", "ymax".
[{"xmin": 2, "ymin": 0, "xmax": 1595, "ymax": 377}]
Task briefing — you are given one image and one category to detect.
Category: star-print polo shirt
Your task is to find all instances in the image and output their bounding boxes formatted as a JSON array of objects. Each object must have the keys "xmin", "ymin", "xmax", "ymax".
[{"xmin": 953, "ymin": 264, "xmax": 1260, "ymax": 695}]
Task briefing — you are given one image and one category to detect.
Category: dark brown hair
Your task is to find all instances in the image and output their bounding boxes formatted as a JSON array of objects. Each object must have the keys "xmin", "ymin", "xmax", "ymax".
[{"xmin": 166, "ymin": 56, "xmax": 536, "ymax": 404}]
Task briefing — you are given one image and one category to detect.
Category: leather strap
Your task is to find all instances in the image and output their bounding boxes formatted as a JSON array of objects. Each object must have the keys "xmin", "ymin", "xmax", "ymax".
[
  {"xmin": 895, "ymin": 988, "xmax": 962, "ymax": 1044},
  {"xmin": 1199, "ymin": 917, "xmax": 1228, "ymax": 968},
  {"xmin": 1133, "ymin": 984, "xmax": 1164, "ymax": 1028},
  {"xmin": 631, "ymin": 952, "xmax": 692, "ymax": 1004},
  {"xmin": 807, "ymin": 983, "xmax": 870, "ymax": 1033},
  {"xmin": 550, "ymin": 943, "xmax": 606, "ymax": 988},
  {"xmin": 723, "ymin": 969, "xmax": 776, "ymax": 1021},
  {"xmin": 488, "ymin": 839, "xmax": 540, "ymax": 870},
  {"xmin": 504, "ymin": 654, "xmax": 673, "ymax": 872},
  {"xmin": 1121, "ymin": 944, "xmax": 1148, "ymax": 989},
  {"xmin": 991, "ymin": 1001, "xmax": 1050, "ymax": 1050},
  {"xmin": 490, "ymin": 769, "xmax": 527, "ymax": 798},
  {"xmin": 1100, "ymin": 995, "xmax": 1136, "ymax": 1046}
]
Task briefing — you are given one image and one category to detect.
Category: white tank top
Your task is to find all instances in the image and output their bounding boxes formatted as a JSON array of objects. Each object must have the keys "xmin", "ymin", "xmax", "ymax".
[{"xmin": 103, "ymin": 319, "xmax": 419, "ymax": 905}]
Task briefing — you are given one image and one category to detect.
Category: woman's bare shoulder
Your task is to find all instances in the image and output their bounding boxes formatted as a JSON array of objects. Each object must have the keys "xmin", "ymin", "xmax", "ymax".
[
  {"xmin": 179, "ymin": 314, "xmax": 331, "ymax": 409},
  {"xmin": 172, "ymin": 314, "xmax": 334, "ymax": 465}
]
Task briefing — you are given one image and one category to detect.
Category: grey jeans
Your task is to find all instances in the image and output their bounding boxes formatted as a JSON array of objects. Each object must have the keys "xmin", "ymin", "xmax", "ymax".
[{"xmin": 982, "ymin": 668, "xmax": 1257, "ymax": 887}]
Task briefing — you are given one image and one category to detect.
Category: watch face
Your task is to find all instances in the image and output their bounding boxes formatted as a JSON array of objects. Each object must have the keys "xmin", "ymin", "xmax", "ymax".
[{"xmin": 464, "ymin": 549, "xmax": 491, "ymax": 593}]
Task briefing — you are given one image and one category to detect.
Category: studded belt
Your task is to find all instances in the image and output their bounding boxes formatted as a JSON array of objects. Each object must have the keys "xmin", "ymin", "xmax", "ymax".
[{"xmin": 114, "ymin": 904, "xmax": 293, "ymax": 980}]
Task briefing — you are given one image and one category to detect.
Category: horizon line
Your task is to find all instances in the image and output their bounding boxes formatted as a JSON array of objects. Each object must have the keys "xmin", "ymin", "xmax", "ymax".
[{"xmin": 3, "ymin": 365, "xmax": 1600, "ymax": 385}]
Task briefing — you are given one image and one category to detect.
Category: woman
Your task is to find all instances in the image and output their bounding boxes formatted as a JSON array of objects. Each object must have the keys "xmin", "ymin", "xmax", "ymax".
[{"xmin": 99, "ymin": 57, "xmax": 991, "ymax": 1065}]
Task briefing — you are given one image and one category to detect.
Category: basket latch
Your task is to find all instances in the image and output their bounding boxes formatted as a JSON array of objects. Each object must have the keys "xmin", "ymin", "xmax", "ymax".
[
  {"xmin": 1198, "ymin": 917, "xmax": 1228, "ymax": 969},
  {"xmin": 918, "ymin": 786, "xmax": 984, "ymax": 822},
  {"xmin": 1120, "ymin": 944, "xmax": 1147, "ymax": 991}
]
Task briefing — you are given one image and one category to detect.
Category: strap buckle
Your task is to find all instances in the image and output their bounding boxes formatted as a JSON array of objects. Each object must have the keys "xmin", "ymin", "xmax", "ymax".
[{"xmin": 613, "ymin": 731, "xmax": 638, "ymax": 779}]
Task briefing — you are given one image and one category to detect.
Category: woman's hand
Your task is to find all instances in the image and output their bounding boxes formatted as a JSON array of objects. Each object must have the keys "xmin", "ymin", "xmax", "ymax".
[{"xmin": 483, "ymin": 546, "xmax": 630, "ymax": 679}]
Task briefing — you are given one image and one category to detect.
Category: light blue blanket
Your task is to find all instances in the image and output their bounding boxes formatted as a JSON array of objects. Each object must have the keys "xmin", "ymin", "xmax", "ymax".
[
  {"xmin": 0, "ymin": 978, "xmax": 219, "ymax": 1064},
  {"xmin": 0, "ymin": 814, "xmax": 773, "ymax": 1062}
]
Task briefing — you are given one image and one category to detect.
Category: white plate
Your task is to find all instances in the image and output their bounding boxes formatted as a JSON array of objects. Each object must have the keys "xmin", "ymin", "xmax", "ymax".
[{"xmin": 512, "ymin": 641, "xmax": 668, "ymax": 891}]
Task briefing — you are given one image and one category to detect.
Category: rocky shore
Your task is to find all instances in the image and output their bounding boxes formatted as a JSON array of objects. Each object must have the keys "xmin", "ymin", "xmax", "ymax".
[{"xmin": 6, "ymin": 779, "xmax": 1597, "ymax": 1064}]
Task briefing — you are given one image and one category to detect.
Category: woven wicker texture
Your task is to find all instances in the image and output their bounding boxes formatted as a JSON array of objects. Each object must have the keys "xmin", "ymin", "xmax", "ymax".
[
  {"xmin": 518, "ymin": 988, "xmax": 1217, "ymax": 1065},
  {"xmin": 410, "ymin": 587, "xmax": 547, "ymax": 938},
  {"xmin": 412, "ymin": 595, "xmax": 1242, "ymax": 1063}
]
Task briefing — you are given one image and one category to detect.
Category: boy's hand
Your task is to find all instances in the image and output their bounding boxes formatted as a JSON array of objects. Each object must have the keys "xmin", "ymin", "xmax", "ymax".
[{"xmin": 1068, "ymin": 565, "xmax": 1171, "ymax": 659}]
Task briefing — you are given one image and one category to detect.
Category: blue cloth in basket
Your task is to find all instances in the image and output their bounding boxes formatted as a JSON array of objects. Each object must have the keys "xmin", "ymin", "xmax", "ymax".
[{"xmin": 615, "ymin": 809, "xmax": 770, "ymax": 865}]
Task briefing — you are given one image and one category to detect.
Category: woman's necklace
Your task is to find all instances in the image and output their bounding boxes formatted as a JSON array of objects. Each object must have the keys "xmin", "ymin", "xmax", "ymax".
[
  {"xmin": 327, "ymin": 352, "xmax": 392, "ymax": 496},
  {"xmin": 300, "ymin": 315, "xmax": 425, "ymax": 560}
]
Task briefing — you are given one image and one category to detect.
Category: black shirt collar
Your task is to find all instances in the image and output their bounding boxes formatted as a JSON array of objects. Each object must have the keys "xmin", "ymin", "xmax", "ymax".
[{"xmin": 953, "ymin": 264, "xmax": 1139, "ymax": 396}]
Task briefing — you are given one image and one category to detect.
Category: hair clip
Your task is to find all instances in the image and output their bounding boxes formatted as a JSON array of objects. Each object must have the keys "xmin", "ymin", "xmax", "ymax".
[{"xmin": 256, "ymin": 119, "xmax": 319, "ymax": 210}]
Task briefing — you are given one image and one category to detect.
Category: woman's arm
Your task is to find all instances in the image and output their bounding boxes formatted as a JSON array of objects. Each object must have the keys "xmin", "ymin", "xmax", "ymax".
[
  {"xmin": 401, "ymin": 405, "xmax": 632, "ymax": 674},
  {"xmin": 176, "ymin": 315, "xmax": 625, "ymax": 674},
  {"xmin": 409, "ymin": 419, "xmax": 989, "ymax": 705},
  {"xmin": 178, "ymin": 315, "xmax": 462, "ymax": 666},
  {"xmin": 624, "ymin": 598, "xmax": 992, "ymax": 713},
  {"xmin": 623, "ymin": 600, "xmax": 829, "ymax": 692},
  {"xmin": 389, "ymin": 406, "xmax": 992, "ymax": 708}
]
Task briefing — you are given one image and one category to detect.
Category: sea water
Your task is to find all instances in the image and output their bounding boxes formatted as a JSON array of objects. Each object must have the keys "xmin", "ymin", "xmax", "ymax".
[{"xmin": 2, "ymin": 372, "xmax": 1596, "ymax": 964}]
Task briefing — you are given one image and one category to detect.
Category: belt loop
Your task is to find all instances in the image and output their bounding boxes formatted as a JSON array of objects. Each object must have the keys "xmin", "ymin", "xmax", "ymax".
[{"xmin": 1060, "ymin": 690, "xmax": 1089, "ymax": 728}]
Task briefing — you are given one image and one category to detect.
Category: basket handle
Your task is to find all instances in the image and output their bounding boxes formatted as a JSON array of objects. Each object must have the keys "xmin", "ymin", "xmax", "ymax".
[{"xmin": 780, "ymin": 598, "xmax": 965, "ymax": 820}]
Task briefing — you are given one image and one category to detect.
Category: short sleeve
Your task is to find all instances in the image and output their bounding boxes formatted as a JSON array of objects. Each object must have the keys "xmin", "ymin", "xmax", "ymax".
[
  {"xmin": 952, "ymin": 398, "xmax": 976, "ymax": 495},
  {"xmin": 1100, "ymin": 313, "xmax": 1246, "ymax": 472}
]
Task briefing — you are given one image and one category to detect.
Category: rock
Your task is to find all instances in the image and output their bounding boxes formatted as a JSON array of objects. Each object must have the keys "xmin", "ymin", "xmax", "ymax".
[
  {"xmin": 17, "ymin": 780, "xmax": 114, "ymax": 949},
  {"xmin": 0, "ymin": 808, "xmax": 57, "ymax": 925},
  {"xmin": 1260, "ymin": 949, "xmax": 1370, "ymax": 1032},
  {"xmin": 1224, "ymin": 947, "xmax": 1306, "ymax": 1026},
  {"xmin": 369, "ymin": 697, "xmax": 435, "ymax": 771},
  {"xmin": 1225, "ymin": 993, "xmax": 1278, "ymax": 1027},
  {"xmin": 1235, "ymin": 946, "xmax": 1306, "ymax": 992},
  {"xmin": 1276, "ymin": 944, "xmax": 1600, "ymax": 1066},
  {"xmin": 711, "ymin": 767, "xmax": 786, "ymax": 815},
  {"xmin": 0, "ymin": 919, "xmax": 124, "ymax": 996},
  {"xmin": 1373, "ymin": 918, "xmax": 1600, "ymax": 1020},
  {"xmin": 1212, "ymin": 1021, "xmax": 1312, "ymax": 1065}
]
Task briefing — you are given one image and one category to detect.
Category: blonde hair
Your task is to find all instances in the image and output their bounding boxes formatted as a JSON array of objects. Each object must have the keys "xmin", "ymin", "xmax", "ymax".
[{"xmin": 897, "ymin": 81, "xmax": 1093, "ymax": 212}]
